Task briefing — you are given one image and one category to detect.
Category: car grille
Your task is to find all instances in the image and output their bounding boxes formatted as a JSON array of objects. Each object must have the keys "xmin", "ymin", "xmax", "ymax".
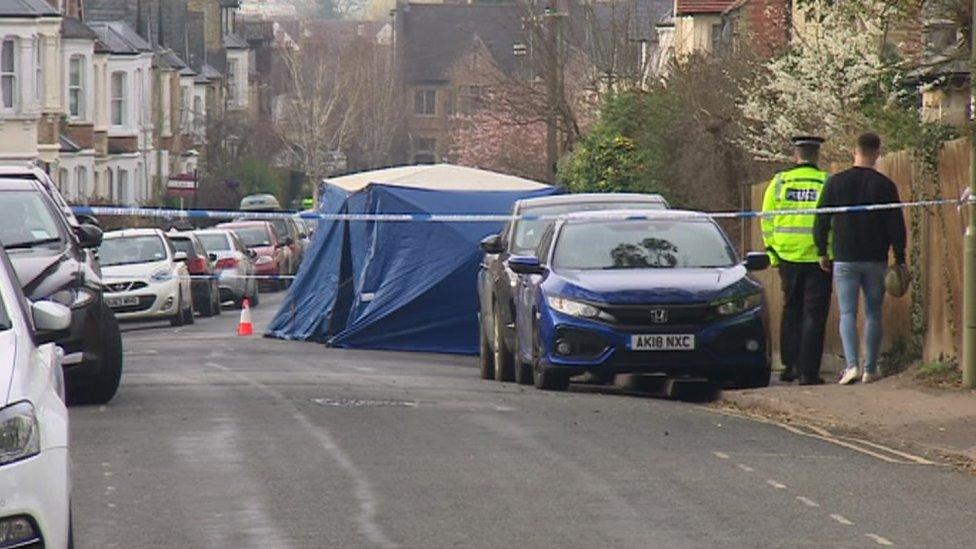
[
  {"xmin": 600, "ymin": 303, "xmax": 716, "ymax": 330},
  {"xmin": 105, "ymin": 281, "xmax": 149, "ymax": 293},
  {"xmin": 110, "ymin": 296, "xmax": 156, "ymax": 313}
]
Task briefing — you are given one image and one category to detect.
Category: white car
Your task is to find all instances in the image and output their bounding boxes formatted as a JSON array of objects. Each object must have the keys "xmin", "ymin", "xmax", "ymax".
[
  {"xmin": 193, "ymin": 229, "xmax": 260, "ymax": 308},
  {"xmin": 0, "ymin": 245, "xmax": 73, "ymax": 548},
  {"xmin": 98, "ymin": 228, "xmax": 195, "ymax": 326}
]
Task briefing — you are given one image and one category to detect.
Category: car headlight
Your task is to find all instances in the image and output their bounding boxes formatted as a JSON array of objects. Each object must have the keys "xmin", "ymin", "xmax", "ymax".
[
  {"xmin": 714, "ymin": 292, "xmax": 763, "ymax": 316},
  {"xmin": 0, "ymin": 402, "xmax": 40, "ymax": 467},
  {"xmin": 546, "ymin": 296, "xmax": 601, "ymax": 318},
  {"xmin": 150, "ymin": 267, "xmax": 173, "ymax": 283},
  {"xmin": 46, "ymin": 287, "xmax": 95, "ymax": 309},
  {"xmin": 255, "ymin": 256, "xmax": 273, "ymax": 266}
]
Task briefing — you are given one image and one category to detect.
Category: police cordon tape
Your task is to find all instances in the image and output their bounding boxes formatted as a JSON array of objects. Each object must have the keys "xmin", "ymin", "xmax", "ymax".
[
  {"xmin": 71, "ymin": 197, "xmax": 966, "ymax": 224},
  {"xmin": 101, "ymin": 274, "xmax": 298, "ymax": 280}
]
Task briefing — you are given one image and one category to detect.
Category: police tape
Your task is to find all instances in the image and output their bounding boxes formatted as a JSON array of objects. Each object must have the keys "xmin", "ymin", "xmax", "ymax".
[
  {"xmin": 71, "ymin": 197, "xmax": 966, "ymax": 224},
  {"xmin": 100, "ymin": 274, "xmax": 298, "ymax": 281}
]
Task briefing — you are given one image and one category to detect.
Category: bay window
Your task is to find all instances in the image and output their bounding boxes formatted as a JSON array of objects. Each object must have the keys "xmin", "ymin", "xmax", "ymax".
[
  {"xmin": 68, "ymin": 55, "xmax": 85, "ymax": 118},
  {"xmin": 111, "ymin": 71, "xmax": 126, "ymax": 126},
  {"xmin": 1, "ymin": 39, "xmax": 16, "ymax": 110}
]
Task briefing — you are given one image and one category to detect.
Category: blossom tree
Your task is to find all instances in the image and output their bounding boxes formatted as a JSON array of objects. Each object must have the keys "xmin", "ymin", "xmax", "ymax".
[{"xmin": 738, "ymin": 0, "xmax": 899, "ymax": 161}]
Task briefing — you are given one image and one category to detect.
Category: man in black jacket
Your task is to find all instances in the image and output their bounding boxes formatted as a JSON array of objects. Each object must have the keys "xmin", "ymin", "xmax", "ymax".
[{"xmin": 813, "ymin": 133, "xmax": 907, "ymax": 385}]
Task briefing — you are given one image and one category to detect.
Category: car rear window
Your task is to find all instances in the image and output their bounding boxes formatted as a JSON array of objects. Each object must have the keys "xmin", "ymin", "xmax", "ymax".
[
  {"xmin": 553, "ymin": 219, "xmax": 736, "ymax": 270},
  {"xmin": 169, "ymin": 238, "xmax": 195, "ymax": 257},
  {"xmin": 232, "ymin": 227, "xmax": 272, "ymax": 248},
  {"xmin": 99, "ymin": 235, "xmax": 168, "ymax": 267},
  {"xmin": 512, "ymin": 201, "xmax": 666, "ymax": 254},
  {"xmin": 198, "ymin": 233, "xmax": 231, "ymax": 252},
  {"xmin": 0, "ymin": 190, "xmax": 65, "ymax": 249}
]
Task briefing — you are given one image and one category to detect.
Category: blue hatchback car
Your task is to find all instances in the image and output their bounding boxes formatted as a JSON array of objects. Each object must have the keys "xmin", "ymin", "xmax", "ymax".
[{"xmin": 508, "ymin": 210, "xmax": 772, "ymax": 391}]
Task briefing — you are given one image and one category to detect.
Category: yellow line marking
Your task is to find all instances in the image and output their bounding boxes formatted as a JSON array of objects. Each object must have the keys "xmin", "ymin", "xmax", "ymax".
[
  {"xmin": 866, "ymin": 533, "xmax": 894, "ymax": 546},
  {"xmin": 830, "ymin": 514, "xmax": 854, "ymax": 526}
]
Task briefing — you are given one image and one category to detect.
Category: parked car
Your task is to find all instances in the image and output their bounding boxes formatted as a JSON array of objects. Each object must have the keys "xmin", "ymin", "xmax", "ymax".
[
  {"xmin": 194, "ymin": 229, "xmax": 260, "ymax": 308},
  {"xmin": 0, "ymin": 245, "xmax": 73, "ymax": 549},
  {"xmin": 99, "ymin": 229, "xmax": 195, "ymax": 326},
  {"xmin": 477, "ymin": 193, "xmax": 670, "ymax": 381},
  {"xmin": 508, "ymin": 210, "xmax": 771, "ymax": 391},
  {"xmin": 167, "ymin": 231, "xmax": 222, "ymax": 317},
  {"xmin": 0, "ymin": 175, "xmax": 122, "ymax": 405},
  {"xmin": 217, "ymin": 221, "xmax": 288, "ymax": 291}
]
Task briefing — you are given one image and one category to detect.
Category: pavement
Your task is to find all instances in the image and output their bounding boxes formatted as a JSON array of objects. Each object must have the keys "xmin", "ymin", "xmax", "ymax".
[
  {"xmin": 68, "ymin": 291, "xmax": 976, "ymax": 548},
  {"xmin": 720, "ymin": 373, "xmax": 976, "ymax": 467}
]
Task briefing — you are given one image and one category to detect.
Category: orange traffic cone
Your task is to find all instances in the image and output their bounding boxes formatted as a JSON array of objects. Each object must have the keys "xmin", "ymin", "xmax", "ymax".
[{"xmin": 238, "ymin": 298, "xmax": 254, "ymax": 336}]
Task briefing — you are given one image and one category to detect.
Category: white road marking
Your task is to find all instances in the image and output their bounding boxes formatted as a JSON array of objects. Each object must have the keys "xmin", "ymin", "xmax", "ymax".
[
  {"xmin": 795, "ymin": 496, "xmax": 820, "ymax": 508},
  {"xmin": 205, "ymin": 361, "xmax": 397, "ymax": 548},
  {"xmin": 736, "ymin": 464, "xmax": 755, "ymax": 472},
  {"xmin": 713, "ymin": 451, "xmax": 730, "ymax": 459},
  {"xmin": 830, "ymin": 514, "xmax": 854, "ymax": 526},
  {"xmin": 866, "ymin": 533, "xmax": 894, "ymax": 546},
  {"xmin": 765, "ymin": 479, "xmax": 787, "ymax": 490}
]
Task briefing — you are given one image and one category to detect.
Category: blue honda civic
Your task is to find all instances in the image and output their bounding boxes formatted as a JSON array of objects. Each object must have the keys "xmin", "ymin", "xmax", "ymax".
[{"xmin": 508, "ymin": 210, "xmax": 771, "ymax": 391}]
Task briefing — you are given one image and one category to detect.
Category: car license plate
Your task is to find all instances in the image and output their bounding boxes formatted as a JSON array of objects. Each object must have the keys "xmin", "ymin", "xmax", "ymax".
[
  {"xmin": 631, "ymin": 334, "xmax": 695, "ymax": 351},
  {"xmin": 106, "ymin": 295, "xmax": 139, "ymax": 308}
]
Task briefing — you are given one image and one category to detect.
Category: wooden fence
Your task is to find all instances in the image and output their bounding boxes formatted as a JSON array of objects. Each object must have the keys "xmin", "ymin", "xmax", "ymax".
[{"xmin": 747, "ymin": 138, "xmax": 969, "ymax": 370}]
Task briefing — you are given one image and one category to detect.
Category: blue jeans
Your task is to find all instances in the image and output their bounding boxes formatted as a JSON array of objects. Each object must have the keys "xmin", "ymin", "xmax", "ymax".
[{"xmin": 833, "ymin": 262, "xmax": 887, "ymax": 374}]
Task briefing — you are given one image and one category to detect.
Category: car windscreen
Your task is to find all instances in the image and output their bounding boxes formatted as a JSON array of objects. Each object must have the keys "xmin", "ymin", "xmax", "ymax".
[
  {"xmin": 0, "ymin": 190, "xmax": 65, "ymax": 249},
  {"xmin": 198, "ymin": 234, "xmax": 231, "ymax": 252},
  {"xmin": 552, "ymin": 219, "xmax": 736, "ymax": 270},
  {"xmin": 98, "ymin": 236, "xmax": 168, "ymax": 267},
  {"xmin": 271, "ymin": 219, "xmax": 290, "ymax": 240},
  {"xmin": 512, "ymin": 201, "xmax": 665, "ymax": 254},
  {"xmin": 233, "ymin": 227, "xmax": 272, "ymax": 248}
]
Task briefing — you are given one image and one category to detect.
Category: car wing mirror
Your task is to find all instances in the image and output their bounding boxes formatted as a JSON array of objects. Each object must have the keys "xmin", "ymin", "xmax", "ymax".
[
  {"xmin": 480, "ymin": 234, "xmax": 504, "ymax": 254},
  {"xmin": 174, "ymin": 251, "xmax": 188, "ymax": 262},
  {"xmin": 74, "ymin": 224, "xmax": 103, "ymax": 249},
  {"xmin": 247, "ymin": 249, "xmax": 257, "ymax": 259},
  {"xmin": 508, "ymin": 255, "xmax": 546, "ymax": 275},
  {"xmin": 76, "ymin": 214, "xmax": 100, "ymax": 227},
  {"xmin": 744, "ymin": 252, "xmax": 771, "ymax": 272},
  {"xmin": 208, "ymin": 253, "xmax": 218, "ymax": 261},
  {"xmin": 32, "ymin": 301, "xmax": 72, "ymax": 332}
]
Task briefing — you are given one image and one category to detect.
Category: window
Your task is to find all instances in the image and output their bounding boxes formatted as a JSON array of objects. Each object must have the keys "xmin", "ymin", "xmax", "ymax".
[
  {"xmin": 35, "ymin": 38, "xmax": 42, "ymax": 102},
  {"xmin": 111, "ymin": 71, "xmax": 126, "ymax": 126},
  {"xmin": 413, "ymin": 137, "xmax": 437, "ymax": 164},
  {"xmin": 75, "ymin": 166, "xmax": 87, "ymax": 199},
  {"xmin": 58, "ymin": 168, "xmax": 69, "ymax": 194},
  {"xmin": 414, "ymin": 89, "xmax": 436, "ymax": 116},
  {"xmin": 711, "ymin": 23, "xmax": 727, "ymax": 56},
  {"xmin": 68, "ymin": 55, "xmax": 85, "ymax": 118},
  {"xmin": 117, "ymin": 169, "xmax": 129, "ymax": 204},
  {"xmin": 226, "ymin": 59, "xmax": 238, "ymax": 107},
  {"xmin": 457, "ymin": 85, "xmax": 487, "ymax": 115},
  {"xmin": 1, "ymin": 39, "xmax": 16, "ymax": 110}
]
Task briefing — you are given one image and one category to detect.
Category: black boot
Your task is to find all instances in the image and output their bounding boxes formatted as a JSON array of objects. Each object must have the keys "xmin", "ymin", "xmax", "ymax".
[{"xmin": 779, "ymin": 366, "xmax": 797, "ymax": 383}]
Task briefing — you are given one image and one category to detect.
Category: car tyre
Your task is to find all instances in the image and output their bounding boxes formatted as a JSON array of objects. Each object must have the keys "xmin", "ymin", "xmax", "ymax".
[
  {"xmin": 478, "ymin": 316, "xmax": 494, "ymax": 380},
  {"xmin": 513, "ymin": 330, "xmax": 533, "ymax": 385},
  {"xmin": 212, "ymin": 281, "xmax": 222, "ymax": 316},
  {"xmin": 250, "ymin": 283, "xmax": 260, "ymax": 307},
  {"xmin": 531, "ymin": 321, "xmax": 569, "ymax": 391},
  {"xmin": 492, "ymin": 306, "xmax": 514, "ymax": 382},
  {"xmin": 183, "ymin": 294, "xmax": 195, "ymax": 325},
  {"xmin": 68, "ymin": 303, "xmax": 123, "ymax": 406},
  {"xmin": 737, "ymin": 363, "xmax": 771, "ymax": 389},
  {"xmin": 199, "ymin": 286, "xmax": 216, "ymax": 317},
  {"xmin": 169, "ymin": 291, "xmax": 186, "ymax": 327}
]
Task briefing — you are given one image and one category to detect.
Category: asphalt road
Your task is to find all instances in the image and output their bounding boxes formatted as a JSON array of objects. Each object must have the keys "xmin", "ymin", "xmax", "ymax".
[{"xmin": 70, "ymin": 291, "xmax": 976, "ymax": 548}]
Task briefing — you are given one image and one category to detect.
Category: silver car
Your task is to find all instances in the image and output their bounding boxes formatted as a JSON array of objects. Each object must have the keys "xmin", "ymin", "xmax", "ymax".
[{"xmin": 194, "ymin": 229, "xmax": 259, "ymax": 308}]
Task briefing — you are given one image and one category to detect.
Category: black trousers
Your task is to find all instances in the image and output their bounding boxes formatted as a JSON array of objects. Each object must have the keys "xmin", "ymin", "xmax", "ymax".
[{"xmin": 778, "ymin": 261, "xmax": 832, "ymax": 381}]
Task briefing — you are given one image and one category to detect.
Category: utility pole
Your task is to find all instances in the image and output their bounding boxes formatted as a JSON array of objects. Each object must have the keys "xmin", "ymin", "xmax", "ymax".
[
  {"xmin": 543, "ymin": 3, "xmax": 566, "ymax": 184},
  {"xmin": 964, "ymin": 0, "xmax": 976, "ymax": 388}
]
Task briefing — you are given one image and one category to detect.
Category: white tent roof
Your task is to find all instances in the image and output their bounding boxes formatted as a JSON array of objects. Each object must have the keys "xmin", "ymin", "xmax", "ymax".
[{"xmin": 326, "ymin": 164, "xmax": 549, "ymax": 193}]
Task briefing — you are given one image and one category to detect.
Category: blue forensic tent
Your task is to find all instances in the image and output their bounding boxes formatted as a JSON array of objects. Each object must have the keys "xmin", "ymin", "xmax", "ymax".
[{"xmin": 266, "ymin": 164, "xmax": 560, "ymax": 354}]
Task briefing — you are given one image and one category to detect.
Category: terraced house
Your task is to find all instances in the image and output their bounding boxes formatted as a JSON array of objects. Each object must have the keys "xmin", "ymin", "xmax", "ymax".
[{"xmin": 0, "ymin": 0, "xmax": 251, "ymax": 205}]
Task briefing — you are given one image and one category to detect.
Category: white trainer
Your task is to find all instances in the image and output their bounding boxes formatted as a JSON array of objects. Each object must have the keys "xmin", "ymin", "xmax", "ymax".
[
  {"xmin": 862, "ymin": 372, "xmax": 880, "ymax": 384},
  {"xmin": 839, "ymin": 367, "xmax": 860, "ymax": 385}
]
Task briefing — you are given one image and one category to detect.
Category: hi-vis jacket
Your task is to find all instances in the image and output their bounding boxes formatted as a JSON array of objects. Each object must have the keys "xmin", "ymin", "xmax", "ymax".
[{"xmin": 761, "ymin": 164, "xmax": 829, "ymax": 266}]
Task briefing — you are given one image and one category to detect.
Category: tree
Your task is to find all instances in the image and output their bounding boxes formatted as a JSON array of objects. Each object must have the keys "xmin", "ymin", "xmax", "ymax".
[{"xmin": 738, "ymin": 0, "xmax": 900, "ymax": 162}]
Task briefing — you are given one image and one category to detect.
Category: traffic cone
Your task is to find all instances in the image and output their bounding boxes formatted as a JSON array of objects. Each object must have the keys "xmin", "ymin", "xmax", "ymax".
[{"xmin": 238, "ymin": 298, "xmax": 254, "ymax": 336}]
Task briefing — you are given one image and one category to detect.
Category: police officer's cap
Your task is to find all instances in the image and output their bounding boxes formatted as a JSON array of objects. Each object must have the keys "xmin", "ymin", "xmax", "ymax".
[{"xmin": 791, "ymin": 136, "xmax": 825, "ymax": 148}]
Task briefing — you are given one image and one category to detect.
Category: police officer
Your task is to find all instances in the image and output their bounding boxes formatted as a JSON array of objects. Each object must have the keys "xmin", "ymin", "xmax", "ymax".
[{"xmin": 761, "ymin": 137, "xmax": 832, "ymax": 385}]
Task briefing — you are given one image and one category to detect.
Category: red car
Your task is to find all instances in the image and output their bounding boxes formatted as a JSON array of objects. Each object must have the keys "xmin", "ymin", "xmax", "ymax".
[{"xmin": 217, "ymin": 221, "xmax": 288, "ymax": 291}]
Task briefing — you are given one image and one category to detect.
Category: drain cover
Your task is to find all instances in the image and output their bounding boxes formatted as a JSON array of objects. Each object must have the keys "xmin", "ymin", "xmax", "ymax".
[{"xmin": 312, "ymin": 398, "xmax": 417, "ymax": 408}]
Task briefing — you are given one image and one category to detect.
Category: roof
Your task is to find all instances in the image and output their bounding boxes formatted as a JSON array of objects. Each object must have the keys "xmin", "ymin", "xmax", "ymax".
[
  {"xmin": 88, "ymin": 22, "xmax": 152, "ymax": 54},
  {"xmin": 201, "ymin": 64, "xmax": 223, "ymax": 80},
  {"xmin": 674, "ymin": 0, "xmax": 736, "ymax": 15},
  {"xmin": 157, "ymin": 49, "xmax": 190, "ymax": 71},
  {"xmin": 516, "ymin": 193, "xmax": 669, "ymax": 212},
  {"xmin": 298, "ymin": 20, "xmax": 386, "ymax": 49},
  {"xmin": 103, "ymin": 228, "xmax": 165, "ymax": 239},
  {"xmin": 0, "ymin": 0, "xmax": 58, "ymax": 17},
  {"xmin": 561, "ymin": 209, "xmax": 709, "ymax": 222},
  {"xmin": 62, "ymin": 17, "xmax": 98, "ymax": 40},
  {"xmin": 223, "ymin": 33, "xmax": 250, "ymax": 50},
  {"xmin": 400, "ymin": 4, "xmax": 524, "ymax": 83},
  {"xmin": 326, "ymin": 164, "xmax": 549, "ymax": 193},
  {"xmin": 588, "ymin": 0, "xmax": 671, "ymax": 42},
  {"xmin": 59, "ymin": 134, "xmax": 81, "ymax": 153}
]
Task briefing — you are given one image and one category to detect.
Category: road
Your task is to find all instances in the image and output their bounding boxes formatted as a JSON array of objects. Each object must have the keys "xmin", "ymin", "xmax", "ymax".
[{"xmin": 70, "ymin": 291, "xmax": 976, "ymax": 548}]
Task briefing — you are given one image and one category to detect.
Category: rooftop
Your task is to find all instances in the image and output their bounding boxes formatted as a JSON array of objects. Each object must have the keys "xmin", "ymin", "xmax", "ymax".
[
  {"xmin": 674, "ymin": 0, "xmax": 736, "ymax": 15},
  {"xmin": 89, "ymin": 21, "xmax": 152, "ymax": 54},
  {"xmin": 0, "ymin": 0, "xmax": 58, "ymax": 17}
]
